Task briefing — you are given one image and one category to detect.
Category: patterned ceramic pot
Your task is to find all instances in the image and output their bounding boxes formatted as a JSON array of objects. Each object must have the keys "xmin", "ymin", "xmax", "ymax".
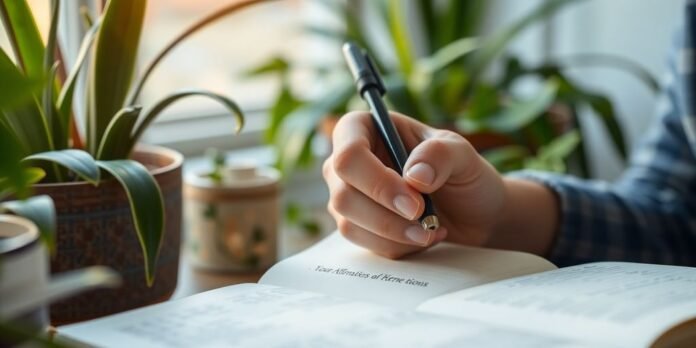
[
  {"xmin": 33, "ymin": 145, "xmax": 183, "ymax": 324},
  {"xmin": 184, "ymin": 165, "xmax": 281, "ymax": 272}
]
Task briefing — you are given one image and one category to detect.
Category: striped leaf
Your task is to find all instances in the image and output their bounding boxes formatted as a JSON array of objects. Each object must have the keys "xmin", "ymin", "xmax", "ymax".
[
  {"xmin": 87, "ymin": 0, "xmax": 146, "ymax": 153},
  {"xmin": 23, "ymin": 149, "xmax": 100, "ymax": 185},
  {"xmin": 96, "ymin": 160, "xmax": 164, "ymax": 287}
]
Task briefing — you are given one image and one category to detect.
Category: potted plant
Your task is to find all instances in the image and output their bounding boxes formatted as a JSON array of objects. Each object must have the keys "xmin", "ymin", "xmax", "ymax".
[
  {"xmin": 0, "ymin": 0, "xmax": 264, "ymax": 323},
  {"xmin": 0, "ymin": 83, "xmax": 119, "ymax": 345},
  {"xmin": 248, "ymin": 0, "xmax": 658, "ymax": 178}
]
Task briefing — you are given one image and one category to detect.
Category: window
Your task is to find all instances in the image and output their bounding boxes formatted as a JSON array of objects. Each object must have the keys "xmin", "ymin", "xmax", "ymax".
[
  {"xmin": 2, "ymin": 0, "xmax": 340, "ymax": 156},
  {"xmin": 138, "ymin": 0, "xmax": 325, "ymax": 154}
]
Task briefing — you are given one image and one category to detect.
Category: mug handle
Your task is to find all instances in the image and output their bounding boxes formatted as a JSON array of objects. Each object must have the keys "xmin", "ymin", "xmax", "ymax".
[{"xmin": 0, "ymin": 266, "xmax": 121, "ymax": 319}]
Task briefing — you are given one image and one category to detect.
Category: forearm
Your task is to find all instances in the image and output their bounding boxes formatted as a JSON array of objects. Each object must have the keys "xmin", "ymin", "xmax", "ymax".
[{"xmin": 485, "ymin": 178, "xmax": 560, "ymax": 256}]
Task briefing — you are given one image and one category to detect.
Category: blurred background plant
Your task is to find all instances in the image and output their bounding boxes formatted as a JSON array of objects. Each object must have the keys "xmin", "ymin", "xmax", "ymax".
[{"xmin": 247, "ymin": 0, "xmax": 659, "ymax": 179}]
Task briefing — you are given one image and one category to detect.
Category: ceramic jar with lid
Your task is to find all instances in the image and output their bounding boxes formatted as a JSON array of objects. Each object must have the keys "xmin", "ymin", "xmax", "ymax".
[{"xmin": 184, "ymin": 165, "xmax": 281, "ymax": 271}]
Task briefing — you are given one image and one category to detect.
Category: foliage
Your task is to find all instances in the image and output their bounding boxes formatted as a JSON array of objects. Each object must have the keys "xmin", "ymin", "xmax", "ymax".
[
  {"xmin": 0, "ymin": 0, "xmax": 264, "ymax": 285},
  {"xmin": 248, "ymin": 0, "xmax": 658, "ymax": 178}
]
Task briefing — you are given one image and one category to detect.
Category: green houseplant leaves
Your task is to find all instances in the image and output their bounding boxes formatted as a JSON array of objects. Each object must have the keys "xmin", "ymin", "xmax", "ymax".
[
  {"xmin": 0, "ymin": 0, "xmax": 262, "ymax": 285},
  {"xmin": 255, "ymin": 0, "xmax": 659, "ymax": 179}
]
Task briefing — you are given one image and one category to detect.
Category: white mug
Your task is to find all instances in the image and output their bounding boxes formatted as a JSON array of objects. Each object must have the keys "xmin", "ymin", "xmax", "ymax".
[{"xmin": 0, "ymin": 215, "xmax": 120, "ymax": 344}]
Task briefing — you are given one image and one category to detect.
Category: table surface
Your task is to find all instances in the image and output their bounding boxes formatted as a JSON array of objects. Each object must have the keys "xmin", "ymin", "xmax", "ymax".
[{"xmin": 172, "ymin": 223, "xmax": 333, "ymax": 299}]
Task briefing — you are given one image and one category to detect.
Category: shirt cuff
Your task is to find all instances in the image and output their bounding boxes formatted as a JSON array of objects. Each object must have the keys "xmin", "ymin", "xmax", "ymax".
[{"xmin": 505, "ymin": 170, "xmax": 593, "ymax": 267}]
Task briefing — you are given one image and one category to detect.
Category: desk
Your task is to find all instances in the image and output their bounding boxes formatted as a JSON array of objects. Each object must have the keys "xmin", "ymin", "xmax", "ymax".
[{"xmin": 172, "ymin": 221, "xmax": 334, "ymax": 299}]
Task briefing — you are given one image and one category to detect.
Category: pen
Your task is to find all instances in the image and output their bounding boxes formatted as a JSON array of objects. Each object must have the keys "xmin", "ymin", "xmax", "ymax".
[{"xmin": 342, "ymin": 42, "xmax": 440, "ymax": 232}]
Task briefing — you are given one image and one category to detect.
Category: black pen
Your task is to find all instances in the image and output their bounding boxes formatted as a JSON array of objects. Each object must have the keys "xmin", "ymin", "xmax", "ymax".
[{"xmin": 342, "ymin": 42, "xmax": 439, "ymax": 232}]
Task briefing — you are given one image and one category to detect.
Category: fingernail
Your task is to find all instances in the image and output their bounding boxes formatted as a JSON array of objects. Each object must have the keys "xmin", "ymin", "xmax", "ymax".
[
  {"xmin": 405, "ymin": 225, "xmax": 432, "ymax": 246},
  {"xmin": 394, "ymin": 195, "xmax": 419, "ymax": 219},
  {"xmin": 406, "ymin": 163, "xmax": 435, "ymax": 186}
]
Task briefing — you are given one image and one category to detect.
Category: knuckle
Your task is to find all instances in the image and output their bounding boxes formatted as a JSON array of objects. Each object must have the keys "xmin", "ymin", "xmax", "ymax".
[
  {"xmin": 369, "ymin": 174, "xmax": 391, "ymax": 204},
  {"xmin": 376, "ymin": 216, "xmax": 396, "ymax": 238},
  {"xmin": 337, "ymin": 219, "xmax": 355, "ymax": 239},
  {"xmin": 426, "ymin": 138, "xmax": 450, "ymax": 154},
  {"xmin": 332, "ymin": 143, "xmax": 361, "ymax": 177},
  {"xmin": 322, "ymin": 156, "xmax": 332, "ymax": 179},
  {"xmin": 341, "ymin": 111, "xmax": 371, "ymax": 124},
  {"xmin": 331, "ymin": 183, "xmax": 353, "ymax": 214}
]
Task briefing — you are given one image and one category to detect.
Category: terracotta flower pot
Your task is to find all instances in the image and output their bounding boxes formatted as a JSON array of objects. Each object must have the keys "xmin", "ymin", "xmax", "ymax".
[{"xmin": 32, "ymin": 145, "xmax": 183, "ymax": 325}]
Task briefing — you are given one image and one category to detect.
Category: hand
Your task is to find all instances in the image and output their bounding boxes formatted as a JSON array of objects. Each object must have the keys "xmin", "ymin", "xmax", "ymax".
[{"xmin": 323, "ymin": 111, "xmax": 510, "ymax": 259}]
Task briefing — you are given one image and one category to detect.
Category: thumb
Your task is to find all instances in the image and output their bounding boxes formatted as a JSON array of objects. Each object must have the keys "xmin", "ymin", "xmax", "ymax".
[{"xmin": 402, "ymin": 130, "xmax": 482, "ymax": 194}]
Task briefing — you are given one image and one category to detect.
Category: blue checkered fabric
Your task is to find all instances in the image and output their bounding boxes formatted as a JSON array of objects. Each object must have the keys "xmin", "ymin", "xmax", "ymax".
[{"xmin": 510, "ymin": 5, "xmax": 696, "ymax": 267}]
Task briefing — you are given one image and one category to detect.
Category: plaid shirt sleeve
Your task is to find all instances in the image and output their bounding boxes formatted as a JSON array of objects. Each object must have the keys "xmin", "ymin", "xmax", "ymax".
[{"xmin": 509, "ymin": 22, "xmax": 696, "ymax": 267}]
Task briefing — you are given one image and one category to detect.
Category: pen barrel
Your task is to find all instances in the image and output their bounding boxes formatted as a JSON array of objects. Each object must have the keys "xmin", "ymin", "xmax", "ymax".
[
  {"xmin": 364, "ymin": 89, "xmax": 409, "ymax": 173},
  {"xmin": 364, "ymin": 89, "xmax": 438, "ymax": 227}
]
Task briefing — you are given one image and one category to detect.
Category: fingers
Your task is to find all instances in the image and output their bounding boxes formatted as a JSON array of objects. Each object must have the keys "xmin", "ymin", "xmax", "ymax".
[
  {"xmin": 403, "ymin": 129, "xmax": 481, "ymax": 194},
  {"xmin": 324, "ymin": 157, "xmax": 436, "ymax": 246},
  {"xmin": 325, "ymin": 110, "xmax": 452, "ymax": 257},
  {"xmin": 335, "ymin": 216, "xmax": 427, "ymax": 259},
  {"xmin": 331, "ymin": 112, "xmax": 424, "ymax": 220},
  {"xmin": 330, "ymin": 212, "xmax": 447, "ymax": 260}
]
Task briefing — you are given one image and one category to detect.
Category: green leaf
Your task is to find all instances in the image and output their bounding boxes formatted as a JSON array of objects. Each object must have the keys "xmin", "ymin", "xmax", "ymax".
[
  {"xmin": 411, "ymin": 37, "xmax": 478, "ymax": 93},
  {"xmin": 524, "ymin": 130, "xmax": 581, "ymax": 173},
  {"xmin": 537, "ymin": 130, "xmax": 581, "ymax": 160},
  {"xmin": 417, "ymin": 0, "xmax": 438, "ymax": 52},
  {"xmin": 1, "ymin": 98, "xmax": 54, "ymax": 155},
  {"xmin": 23, "ymin": 149, "xmax": 100, "ymax": 185},
  {"xmin": 242, "ymin": 56, "xmax": 290, "ymax": 77},
  {"xmin": 44, "ymin": 62, "xmax": 64, "ymax": 149},
  {"xmin": 466, "ymin": 0, "xmax": 583, "ymax": 93},
  {"xmin": 285, "ymin": 202, "xmax": 301, "ymax": 224},
  {"xmin": 129, "ymin": 90, "xmax": 245, "ymax": 155},
  {"xmin": 0, "ymin": 48, "xmax": 42, "ymax": 109},
  {"xmin": 57, "ymin": 19, "xmax": 101, "ymax": 134},
  {"xmin": 387, "ymin": 0, "xmax": 415, "ymax": 75},
  {"xmin": 96, "ymin": 106, "xmax": 142, "ymax": 160},
  {"xmin": 476, "ymin": 79, "xmax": 559, "ymax": 133},
  {"xmin": 96, "ymin": 160, "xmax": 164, "ymax": 286},
  {"xmin": 553, "ymin": 53, "xmax": 659, "ymax": 94},
  {"xmin": 0, "ymin": 167, "xmax": 45, "ymax": 200},
  {"xmin": 44, "ymin": 0, "xmax": 60, "ymax": 77},
  {"xmin": 87, "ymin": 0, "xmax": 146, "ymax": 153},
  {"xmin": 265, "ymin": 84, "xmax": 304, "ymax": 143},
  {"xmin": 584, "ymin": 93, "xmax": 627, "ymax": 159},
  {"xmin": 0, "ymin": 121, "xmax": 44, "ymax": 199},
  {"xmin": 0, "ymin": 0, "xmax": 45, "ymax": 79},
  {"xmin": 0, "ymin": 195, "xmax": 56, "ymax": 253},
  {"xmin": 275, "ymin": 79, "xmax": 354, "ymax": 177},
  {"xmin": 436, "ymin": 0, "xmax": 465, "ymax": 51},
  {"xmin": 482, "ymin": 145, "xmax": 529, "ymax": 173}
]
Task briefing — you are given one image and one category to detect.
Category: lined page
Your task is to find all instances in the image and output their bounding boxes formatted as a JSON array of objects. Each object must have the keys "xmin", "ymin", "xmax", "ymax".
[
  {"xmin": 419, "ymin": 262, "xmax": 696, "ymax": 347},
  {"xmin": 260, "ymin": 232, "xmax": 556, "ymax": 309},
  {"xmin": 60, "ymin": 284, "xmax": 591, "ymax": 348}
]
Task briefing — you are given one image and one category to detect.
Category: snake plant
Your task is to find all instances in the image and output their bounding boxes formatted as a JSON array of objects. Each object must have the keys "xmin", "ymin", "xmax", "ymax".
[{"xmin": 0, "ymin": 0, "xmax": 265, "ymax": 285}]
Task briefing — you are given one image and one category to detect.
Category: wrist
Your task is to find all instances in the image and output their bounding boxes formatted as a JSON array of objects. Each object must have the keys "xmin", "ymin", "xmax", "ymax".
[{"xmin": 486, "ymin": 178, "xmax": 560, "ymax": 256}]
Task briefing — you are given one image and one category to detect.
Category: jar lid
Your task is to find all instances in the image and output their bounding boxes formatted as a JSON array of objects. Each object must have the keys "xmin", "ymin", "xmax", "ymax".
[{"xmin": 184, "ymin": 165, "xmax": 282, "ymax": 200}]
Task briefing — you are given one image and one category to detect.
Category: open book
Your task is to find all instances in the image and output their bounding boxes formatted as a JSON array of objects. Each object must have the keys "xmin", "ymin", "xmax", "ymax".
[{"xmin": 60, "ymin": 233, "xmax": 696, "ymax": 348}]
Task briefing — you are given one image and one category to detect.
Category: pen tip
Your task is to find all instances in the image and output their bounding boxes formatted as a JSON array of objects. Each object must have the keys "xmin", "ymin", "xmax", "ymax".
[{"xmin": 421, "ymin": 215, "xmax": 439, "ymax": 231}]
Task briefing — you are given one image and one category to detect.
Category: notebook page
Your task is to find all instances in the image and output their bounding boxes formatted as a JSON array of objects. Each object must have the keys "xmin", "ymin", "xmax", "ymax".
[
  {"xmin": 419, "ymin": 262, "xmax": 696, "ymax": 347},
  {"xmin": 259, "ymin": 232, "xmax": 556, "ymax": 310},
  {"xmin": 59, "ymin": 283, "xmax": 594, "ymax": 348}
]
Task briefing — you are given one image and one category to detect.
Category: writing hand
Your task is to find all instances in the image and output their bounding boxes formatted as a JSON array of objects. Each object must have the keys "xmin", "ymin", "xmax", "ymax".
[{"xmin": 323, "ymin": 111, "xmax": 510, "ymax": 259}]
